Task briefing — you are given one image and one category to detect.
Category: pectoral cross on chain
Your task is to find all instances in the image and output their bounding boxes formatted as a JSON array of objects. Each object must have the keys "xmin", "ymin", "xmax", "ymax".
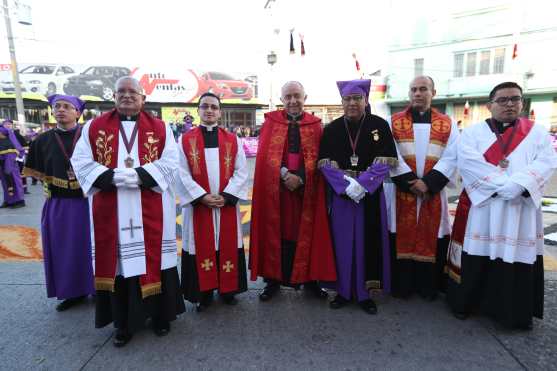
[{"xmin": 121, "ymin": 218, "xmax": 142, "ymax": 239}]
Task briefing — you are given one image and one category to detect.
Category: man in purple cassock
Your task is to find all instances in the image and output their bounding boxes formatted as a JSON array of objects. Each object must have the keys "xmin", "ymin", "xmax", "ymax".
[
  {"xmin": 0, "ymin": 120, "xmax": 25, "ymax": 208},
  {"xmin": 23, "ymin": 94, "xmax": 95, "ymax": 311},
  {"xmin": 318, "ymin": 79, "xmax": 398, "ymax": 314}
]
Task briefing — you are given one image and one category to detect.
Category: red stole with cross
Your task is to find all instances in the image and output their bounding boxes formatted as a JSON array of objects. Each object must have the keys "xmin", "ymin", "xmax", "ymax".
[
  {"xmin": 89, "ymin": 109, "xmax": 165, "ymax": 298},
  {"xmin": 447, "ymin": 118, "xmax": 534, "ymax": 282},
  {"xmin": 391, "ymin": 107, "xmax": 451, "ymax": 262},
  {"xmin": 182, "ymin": 127, "xmax": 239, "ymax": 293}
]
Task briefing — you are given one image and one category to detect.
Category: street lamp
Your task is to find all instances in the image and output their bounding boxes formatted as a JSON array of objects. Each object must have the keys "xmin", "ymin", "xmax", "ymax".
[
  {"xmin": 267, "ymin": 51, "xmax": 277, "ymax": 111},
  {"xmin": 2, "ymin": 0, "xmax": 31, "ymax": 134}
]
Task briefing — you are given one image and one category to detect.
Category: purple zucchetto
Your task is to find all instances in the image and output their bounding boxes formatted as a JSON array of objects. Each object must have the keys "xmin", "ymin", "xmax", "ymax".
[
  {"xmin": 336, "ymin": 79, "xmax": 371, "ymax": 99},
  {"xmin": 47, "ymin": 94, "xmax": 85, "ymax": 114}
]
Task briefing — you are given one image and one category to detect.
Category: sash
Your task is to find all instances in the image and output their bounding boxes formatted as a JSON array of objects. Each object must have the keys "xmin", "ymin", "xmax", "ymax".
[
  {"xmin": 391, "ymin": 107, "xmax": 451, "ymax": 262},
  {"xmin": 89, "ymin": 109, "xmax": 166, "ymax": 298},
  {"xmin": 182, "ymin": 127, "xmax": 239, "ymax": 293},
  {"xmin": 446, "ymin": 118, "xmax": 534, "ymax": 282}
]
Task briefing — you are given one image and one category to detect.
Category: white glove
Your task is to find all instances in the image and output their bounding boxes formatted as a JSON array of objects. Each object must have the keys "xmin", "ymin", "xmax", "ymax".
[
  {"xmin": 496, "ymin": 181, "xmax": 524, "ymax": 200},
  {"xmin": 344, "ymin": 175, "xmax": 366, "ymax": 203},
  {"xmin": 113, "ymin": 168, "xmax": 142, "ymax": 189}
]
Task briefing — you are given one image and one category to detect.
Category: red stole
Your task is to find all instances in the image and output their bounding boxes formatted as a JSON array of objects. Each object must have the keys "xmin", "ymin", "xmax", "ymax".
[
  {"xmin": 391, "ymin": 107, "xmax": 451, "ymax": 262},
  {"xmin": 447, "ymin": 118, "xmax": 534, "ymax": 281},
  {"xmin": 249, "ymin": 110, "xmax": 336, "ymax": 283},
  {"xmin": 181, "ymin": 127, "xmax": 239, "ymax": 293},
  {"xmin": 89, "ymin": 109, "xmax": 165, "ymax": 298}
]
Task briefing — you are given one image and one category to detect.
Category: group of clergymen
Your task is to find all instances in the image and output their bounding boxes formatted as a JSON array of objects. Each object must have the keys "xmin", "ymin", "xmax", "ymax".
[{"xmin": 22, "ymin": 74, "xmax": 557, "ymax": 347}]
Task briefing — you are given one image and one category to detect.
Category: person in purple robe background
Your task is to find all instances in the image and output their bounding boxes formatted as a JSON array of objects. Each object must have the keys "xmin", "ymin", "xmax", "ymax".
[
  {"xmin": 318, "ymin": 79, "xmax": 398, "ymax": 314},
  {"xmin": 23, "ymin": 94, "xmax": 94, "ymax": 311},
  {"xmin": 0, "ymin": 120, "xmax": 25, "ymax": 208}
]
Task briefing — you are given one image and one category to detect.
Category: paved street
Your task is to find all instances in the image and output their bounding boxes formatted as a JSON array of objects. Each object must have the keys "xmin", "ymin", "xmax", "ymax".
[{"xmin": 1, "ymin": 161, "xmax": 557, "ymax": 370}]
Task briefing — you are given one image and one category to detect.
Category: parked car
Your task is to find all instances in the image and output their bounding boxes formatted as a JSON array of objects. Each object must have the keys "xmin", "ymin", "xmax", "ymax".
[
  {"xmin": 18, "ymin": 64, "xmax": 77, "ymax": 96},
  {"xmin": 63, "ymin": 66, "xmax": 131, "ymax": 100},
  {"xmin": 197, "ymin": 72, "xmax": 253, "ymax": 100}
]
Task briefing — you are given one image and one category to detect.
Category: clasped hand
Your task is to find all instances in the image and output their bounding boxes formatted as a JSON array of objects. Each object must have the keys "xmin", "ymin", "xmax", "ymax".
[
  {"xmin": 113, "ymin": 168, "xmax": 142, "ymax": 189},
  {"xmin": 344, "ymin": 175, "xmax": 366, "ymax": 203},
  {"xmin": 201, "ymin": 194, "xmax": 225, "ymax": 208}
]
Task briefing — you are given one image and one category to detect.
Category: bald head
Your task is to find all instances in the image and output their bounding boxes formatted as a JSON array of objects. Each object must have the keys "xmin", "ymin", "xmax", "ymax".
[
  {"xmin": 280, "ymin": 81, "xmax": 307, "ymax": 116},
  {"xmin": 115, "ymin": 76, "xmax": 144, "ymax": 94},
  {"xmin": 408, "ymin": 76, "xmax": 436, "ymax": 112}
]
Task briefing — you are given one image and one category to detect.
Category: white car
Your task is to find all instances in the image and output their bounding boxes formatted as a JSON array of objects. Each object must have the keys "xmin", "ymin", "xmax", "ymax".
[{"xmin": 18, "ymin": 64, "xmax": 78, "ymax": 96}]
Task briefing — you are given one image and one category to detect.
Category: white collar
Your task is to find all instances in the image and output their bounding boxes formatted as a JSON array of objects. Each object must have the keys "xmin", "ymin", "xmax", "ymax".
[{"xmin": 200, "ymin": 123, "xmax": 218, "ymax": 132}]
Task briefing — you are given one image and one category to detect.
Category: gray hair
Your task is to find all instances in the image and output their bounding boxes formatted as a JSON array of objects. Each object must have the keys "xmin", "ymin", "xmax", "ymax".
[
  {"xmin": 281, "ymin": 81, "xmax": 305, "ymax": 96},
  {"xmin": 115, "ymin": 76, "xmax": 144, "ymax": 94}
]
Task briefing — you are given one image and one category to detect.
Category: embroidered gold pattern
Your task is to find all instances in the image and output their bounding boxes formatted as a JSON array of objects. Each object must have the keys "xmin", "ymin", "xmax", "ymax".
[
  {"xmin": 95, "ymin": 130, "xmax": 114, "ymax": 166},
  {"xmin": 143, "ymin": 132, "xmax": 160, "ymax": 163},
  {"xmin": 224, "ymin": 142, "xmax": 233, "ymax": 179},
  {"xmin": 188, "ymin": 137, "xmax": 200, "ymax": 174}
]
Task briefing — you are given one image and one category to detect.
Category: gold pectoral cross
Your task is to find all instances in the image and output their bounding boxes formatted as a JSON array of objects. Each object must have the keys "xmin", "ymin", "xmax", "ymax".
[
  {"xmin": 201, "ymin": 258, "xmax": 213, "ymax": 271},
  {"xmin": 222, "ymin": 260, "xmax": 234, "ymax": 273}
]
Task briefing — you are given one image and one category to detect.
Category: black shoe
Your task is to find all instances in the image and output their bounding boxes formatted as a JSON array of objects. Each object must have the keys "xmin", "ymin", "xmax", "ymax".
[
  {"xmin": 9, "ymin": 202, "xmax": 25, "ymax": 209},
  {"xmin": 222, "ymin": 294, "xmax": 238, "ymax": 305},
  {"xmin": 329, "ymin": 295, "xmax": 349, "ymax": 309},
  {"xmin": 453, "ymin": 311, "xmax": 469, "ymax": 320},
  {"xmin": 196, "ymin": 293, "xmax": 213, "ymax": 312},
  {"xmin": 24, "ymin": 189, "xmax": 30, "ymax": 194},
  {"xmin": 420, "ymin": 292, "xmax": 437, "ymax": 302},
  {"xmin": 55, "ymin": 296, "xmax": 86, "ymax": 312},
  {"xmin": 359, "ymin": 299, "xmax": 378, "ymax": 315},
  {"xmin": 153, "ymin": 320, "xmax": 171, "ymax": 337},
  {"xmin": 0, "ymin": 203, "xmax": 8, "ymax": 208},
  {"xmin": 517, "ymin": 321, "xmax": 533, "ymax": 331},
  {"xmin": 304, "ymin": 282, "xmax": 328, "ymax": 299},
  {"xmin": 113, "ymin": 328, "xmax": 133, "ymax": 347},
  {"xmin": 259, "ymin": 284, "xmax": 280, "ymax": 302}
]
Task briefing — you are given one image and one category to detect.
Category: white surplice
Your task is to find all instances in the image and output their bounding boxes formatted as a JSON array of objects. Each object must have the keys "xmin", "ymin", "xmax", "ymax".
[
  {"xmin": 71, "ymin": 119, "xmax": 179, "ymax": 278},
  {"xmin": 384, "ymin": 118, "xmax": 460, "ymax": 237},
  {"xmin": 176, "ymin": 132, "xmax": 248, "ymax": 255},
  {"xmin": 456, "ymin": 120, "xmax": 557, "ymax": 265}
]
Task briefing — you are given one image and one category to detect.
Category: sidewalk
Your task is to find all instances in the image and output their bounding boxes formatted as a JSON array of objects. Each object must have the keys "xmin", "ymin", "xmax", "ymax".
[{"xmin": 1, "ymin": 179, "xmax": 557, "ymax": 369}]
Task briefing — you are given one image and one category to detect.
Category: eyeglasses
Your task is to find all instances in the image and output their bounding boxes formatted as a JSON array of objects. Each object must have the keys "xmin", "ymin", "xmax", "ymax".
[
  {"xmin": 116, "ymin": 90, "xmax": 142, "ymax": 97},
  {"xmin": 491, "ymin": 96, "xmax": 523, "ymax": 105},
  {"xmin": 199, "ymin": 104, "xmax": 220, "ymax": 110},
  {"xmin": 341, "ymin": 95, "xmax": 364, "ymax": 103}
]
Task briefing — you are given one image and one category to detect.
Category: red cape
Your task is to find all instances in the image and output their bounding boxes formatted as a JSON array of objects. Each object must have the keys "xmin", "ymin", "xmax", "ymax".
[{"xmin": 249, "ymin": 110, "xmax": 336, "ymax": 283}]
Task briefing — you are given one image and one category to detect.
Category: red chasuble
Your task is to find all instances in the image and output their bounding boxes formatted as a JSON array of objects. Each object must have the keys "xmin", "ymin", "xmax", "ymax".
[
  {"xmin": 89, "ymin": 109, "xmax": 165, "ymax": 298},
  {"xmin": 391, "ymin": 107, "xmax": 451, "ymax": 262},
  {"xmin": 182, "ymin": 127, "xmax": 239, "ymax": 293},
  {"xmin": 447, "ymin": 118, "xmax": 534, "ymax": 282},
  {"xmin": 249, "ymin": 110, "xmax": 336, "ymax": 283}
]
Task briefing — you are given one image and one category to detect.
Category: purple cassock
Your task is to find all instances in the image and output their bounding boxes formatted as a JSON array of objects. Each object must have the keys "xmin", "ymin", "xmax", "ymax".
[
  {"xmin": 24, "ymin": 96, "xmax": 94, "ymax": 300},
  {"xmin": 320, "ymin": 163, "xmax": 392, "ymax": 301},
  {"xmin": 0, "ymin": 123, "xmax": 25, "ymax": 206},
  {"xmin": 42, "ymin": 197, "xmax": 94, "ymax": 299},
  {"xmin": 318, "ymin": 80, "xmax": 398, "ymax": 302}
]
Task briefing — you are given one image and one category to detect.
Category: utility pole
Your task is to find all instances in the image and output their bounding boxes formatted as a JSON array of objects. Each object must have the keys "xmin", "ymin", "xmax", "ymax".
[{"xmin": 2, "ymin": 0, "xmax": 27, "ymax": 133}]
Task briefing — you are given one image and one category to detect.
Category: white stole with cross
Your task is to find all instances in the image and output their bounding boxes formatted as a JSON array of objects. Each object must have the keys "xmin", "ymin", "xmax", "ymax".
[{"xmin": 115, "ymin": 120, "xmax": 146, "ymax": 278}]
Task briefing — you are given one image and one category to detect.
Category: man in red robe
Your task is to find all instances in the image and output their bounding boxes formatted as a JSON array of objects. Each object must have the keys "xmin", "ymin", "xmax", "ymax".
[{"xmin": 249, "ymin": 81, "xmax": 336, "ymax": 301}]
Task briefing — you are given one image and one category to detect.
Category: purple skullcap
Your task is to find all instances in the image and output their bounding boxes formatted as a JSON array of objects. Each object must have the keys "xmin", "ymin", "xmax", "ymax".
[
  {"xmin": 336, "ymin": 79, "xmax": 371, "ymax": 99},
  {"xmin": 47, "ymin": 94, "xmax": 85, "ymax": 113}
]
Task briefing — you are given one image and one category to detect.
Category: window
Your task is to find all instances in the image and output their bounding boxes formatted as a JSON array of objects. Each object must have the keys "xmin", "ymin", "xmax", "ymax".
[
  {"xmin": 466, "ymin": 52, "xmax": 477, "ymax": 76},
  {"xmin": 479, "ymin": 50, "xmax": 491, "ymax": 75},
  {"xmin": 494, "ymin": 48, "xmax": 505, "ymax": 74},
  {"xmin": 453, "ymin": 54, "xmax": 464, "ymax": 77},
  {"xmin": 414, "ymin": 58, "xmax": 424, "ymax": 77}
]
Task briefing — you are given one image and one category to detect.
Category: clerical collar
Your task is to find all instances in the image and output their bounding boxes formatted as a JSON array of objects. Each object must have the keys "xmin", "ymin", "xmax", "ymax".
[
  {"xmin": 488, "ymin": 118, "xmax": 517, "ymax": 133},
  {"xmin": 119, "ymin": 113, "xmax": 139, "ymax": 122},
  {"xmin": 286, "ymin": 112, "xmax": 303, "ymax": 123},
  {"xmin": 200, "ymin": 123, "xmax": 218, "ymax": 132},
  {"xmin": 55, "ymin": 123, "xmax": 78, "ymax": 132},
  {"xmin": 411, "ymin": 108, "xmax": 431, "ymax": 123}
]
